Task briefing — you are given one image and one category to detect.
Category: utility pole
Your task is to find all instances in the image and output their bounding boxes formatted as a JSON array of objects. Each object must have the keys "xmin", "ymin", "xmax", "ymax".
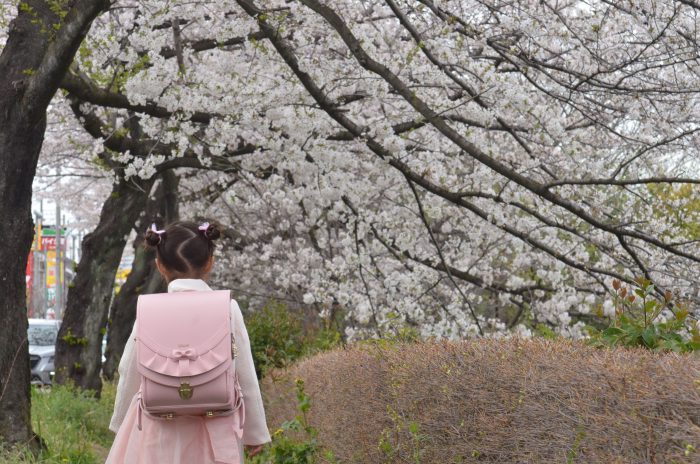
[
  {"xmin": 55, "ymin": 200, "xmax": 62, "ymax": 319},
  {"xmin": 61, "ymin": 214, "xmax": 67, "ymax": 315},
  {"xmin": 32, "ymin": 211, "xmax": 43, "ymax": 318},
  {"xmin": 41, "ymin": 199, "xmax": 48, "ymax": 318}
]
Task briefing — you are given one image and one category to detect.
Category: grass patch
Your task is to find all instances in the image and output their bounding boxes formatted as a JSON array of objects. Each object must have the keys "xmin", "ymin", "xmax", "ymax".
[{"xmin": 0, "ymin": 382, "xmax": 115, "ymax": 463}]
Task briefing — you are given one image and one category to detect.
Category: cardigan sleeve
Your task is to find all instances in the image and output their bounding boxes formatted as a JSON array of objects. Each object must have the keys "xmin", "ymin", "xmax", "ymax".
[
  {"xmin": 109, "ymin": 322, "xmax": 141, "ymax": 433},
  {"xmin": 231, "ymin": 299, "xmax": 272, "ymax": 445}
]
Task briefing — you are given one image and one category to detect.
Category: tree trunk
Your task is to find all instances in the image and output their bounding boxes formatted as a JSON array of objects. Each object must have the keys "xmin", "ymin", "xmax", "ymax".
[
  {"xmin": 0, "ymin": 0, "xmax": 107, "ymax": 445},
  {"xmin": 55, "ymin": 177, "xmax": 155, "ymax": 395},
  {"xmin": 0, "ymin": 110, "xmax": 43, "ymax": 446},
  {"xmin": 103, "ymin": 172, "xmax": 180, "ymax": 379}
]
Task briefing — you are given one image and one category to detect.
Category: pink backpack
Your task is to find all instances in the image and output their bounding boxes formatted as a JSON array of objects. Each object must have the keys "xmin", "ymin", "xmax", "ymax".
[{"xmin": 135, "ymin": 290, "xmax": 244, "ymax": 428}]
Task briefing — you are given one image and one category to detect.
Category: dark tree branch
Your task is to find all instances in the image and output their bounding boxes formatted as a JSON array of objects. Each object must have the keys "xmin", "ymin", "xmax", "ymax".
[
  {"xmin": 160, "ymin": 31, "xmax": 266, "ymax": 59},
  {"xmin": 545, "ymin": 177, "xmax": 700, "ymax": 189},
  {"xmin": 405, "ymin": 177, "xmax": 484, "ymax": 334},
  {"xmin": 24, "ymin": 0, "xmax": 111, "ymax": 114},
  {"xmin": 67, "ymin": 95, "xmax": 258, "ymax": 173},
  {"xmin": 61, "ymin": 68, "xmax": 222, "ymax": 124}
]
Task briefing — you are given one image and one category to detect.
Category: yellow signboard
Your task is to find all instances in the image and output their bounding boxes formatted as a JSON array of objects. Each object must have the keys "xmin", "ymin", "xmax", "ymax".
[{"xmin": 45, "ymin": 251, "xmax": 64, "ymax": 287}]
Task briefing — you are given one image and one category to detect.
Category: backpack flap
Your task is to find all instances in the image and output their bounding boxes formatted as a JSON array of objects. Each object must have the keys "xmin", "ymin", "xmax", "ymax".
[{"xmin": 138, "ymin": 331, "xmax": 231, "ymax": 386}]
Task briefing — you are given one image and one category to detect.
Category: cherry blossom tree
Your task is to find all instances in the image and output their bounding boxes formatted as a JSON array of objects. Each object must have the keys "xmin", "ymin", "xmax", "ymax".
[
  {"xmin": 221, "ymin": 0, "xmax": 700, "ymax": 338},
  {"xmin": 29, "ymin": 0, "xmax": 700, "ymax": 391}
]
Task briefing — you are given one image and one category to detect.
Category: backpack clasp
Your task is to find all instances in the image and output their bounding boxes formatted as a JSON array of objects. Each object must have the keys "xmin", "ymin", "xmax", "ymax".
[{"xmin": 179, "ymin": 381, "xmax": 193, "ymax": 400}]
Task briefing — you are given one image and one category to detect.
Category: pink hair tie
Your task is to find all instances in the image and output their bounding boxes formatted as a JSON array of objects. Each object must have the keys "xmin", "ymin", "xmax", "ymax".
[
  {"xmin": 198, "ymin": 222, "xmax": 210, "ymax": 232},
  {"xmin": 149, "ymin": 223, "xmax": 165, "ymax": 244}
]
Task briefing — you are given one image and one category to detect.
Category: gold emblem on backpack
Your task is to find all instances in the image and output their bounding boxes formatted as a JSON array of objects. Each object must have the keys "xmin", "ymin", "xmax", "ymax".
[{"xmin": 179, "ymin": 382, "xmax": 193, "ymax": 400}]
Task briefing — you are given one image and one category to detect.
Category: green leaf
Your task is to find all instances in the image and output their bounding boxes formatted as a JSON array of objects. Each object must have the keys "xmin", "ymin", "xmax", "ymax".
[
  {"xmin": 644, "ymin": 300, "xmax": 657, "ymax": 313},
  {"xmin": 676, "ymin": 308, "xmax": 689, "ymax": 322},
  {"xmin": 298, "ymin": 395, "xmax": 311, "ymax": 414},
  {"xmin": 602, "ymin": 327, "xmax": 624, "ymax": 336},
  {"xmin": 687, "ymin": 340, "xmax": 700, "ymax": 351},
  {"xmin": 641, "ymin": 326, "xmax": 657, "ymax": 348},
  {"xmin": 281, "ymin": 419, "xmax": 302, "ymax": 431},
  {"xmin": 660, "ymin": 332, "xmax": 683, "ymax": 343},
  {"xmin": 660, "ymin": 338, "xmax": 685, "ymax": 353}
]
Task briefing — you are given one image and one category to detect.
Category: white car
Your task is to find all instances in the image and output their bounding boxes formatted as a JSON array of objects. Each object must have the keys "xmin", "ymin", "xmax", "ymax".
[{"xmin": 28, "ymin": 318, "xmax": 60, "ymax": 385}]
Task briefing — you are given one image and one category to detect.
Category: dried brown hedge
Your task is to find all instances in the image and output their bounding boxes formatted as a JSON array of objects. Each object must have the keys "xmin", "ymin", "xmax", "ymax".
[{"xmin": 261, "ymin": 339, "xmax": 700, "ymax": 464}]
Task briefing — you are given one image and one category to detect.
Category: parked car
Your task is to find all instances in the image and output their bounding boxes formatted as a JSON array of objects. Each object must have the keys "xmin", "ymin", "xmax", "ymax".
[{"xmin": 28, "ymin": 318, "xmax": 60, "ymax": 385}]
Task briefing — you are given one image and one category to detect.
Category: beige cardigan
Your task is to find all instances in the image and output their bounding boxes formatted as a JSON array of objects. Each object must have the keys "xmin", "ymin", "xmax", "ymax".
[{"xmin": 108, "ymin": 278, "xmax": 272, "ymax": 446}]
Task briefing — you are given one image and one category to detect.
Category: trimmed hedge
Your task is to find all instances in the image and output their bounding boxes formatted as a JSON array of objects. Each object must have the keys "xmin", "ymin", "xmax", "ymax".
[{"xmin": 262, "ymin": 339, "xmax": 700, "ymax": 463}]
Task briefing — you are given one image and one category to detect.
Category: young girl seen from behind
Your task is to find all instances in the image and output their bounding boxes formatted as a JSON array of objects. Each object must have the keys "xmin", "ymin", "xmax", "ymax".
[{"xmin": 106, "ymin": 221, "xmax": 271, "ymax": 463}]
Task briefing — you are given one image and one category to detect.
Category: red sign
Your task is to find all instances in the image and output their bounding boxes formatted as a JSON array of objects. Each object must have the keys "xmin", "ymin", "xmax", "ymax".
[
  {"xmin": 40, "ymin": 236, "xmax": 66, "ymax": 251},
  {"xmin": 42, "ymin": 236, "xmax": 56, "ymax": 250},
  {"xmin": 26, "ymin": 251, "xmax": 33, "ymax": 289},
  {"xmin": 25, "ymin": 251, "xmax": 32, "ymax": 315}
]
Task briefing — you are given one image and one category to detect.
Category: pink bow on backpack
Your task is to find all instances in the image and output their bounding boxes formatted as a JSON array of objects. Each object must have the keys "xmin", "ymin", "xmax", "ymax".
[
  {"xmin": 172, "ymin": 347, "xmax": 198, "ymax": 375},
  {"xmin": 172, "ymin": 348, "xmax": 198, "ymax": 360}
]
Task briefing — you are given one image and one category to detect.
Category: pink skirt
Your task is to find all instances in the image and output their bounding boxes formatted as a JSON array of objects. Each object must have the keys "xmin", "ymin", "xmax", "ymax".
[{"xmin": 106, "ymin": 396, "xmax": 245, "ymax": 464}]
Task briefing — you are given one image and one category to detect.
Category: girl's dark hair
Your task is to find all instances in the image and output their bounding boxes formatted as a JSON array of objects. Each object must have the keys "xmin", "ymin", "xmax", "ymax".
[{"xmin": 144, "ymin": 221, "xmax": 221, "ymax": 277}]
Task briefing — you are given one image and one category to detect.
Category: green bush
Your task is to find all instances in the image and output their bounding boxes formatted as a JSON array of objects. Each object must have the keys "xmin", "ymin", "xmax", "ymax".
[
  {"xmin": 0, "ymin": 382, "xmax": 115, "ymax": 463},
  {"xmin": 246, "ymin": 301, "xmax": 342, "ymax": 379},
  {"xmin": 589, "ymin": 277, "xmax": 700, "ymax": 352}
]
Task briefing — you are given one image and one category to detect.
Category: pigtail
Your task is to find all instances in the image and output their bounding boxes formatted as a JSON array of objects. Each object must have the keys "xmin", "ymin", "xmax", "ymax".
[
  {"xmin": 198, "ymin": 222, "xmax": 221, "ymax": 241},
  {"xmin": 145, "ymin": 223, "xmax": 166, "ymax": 248}
]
